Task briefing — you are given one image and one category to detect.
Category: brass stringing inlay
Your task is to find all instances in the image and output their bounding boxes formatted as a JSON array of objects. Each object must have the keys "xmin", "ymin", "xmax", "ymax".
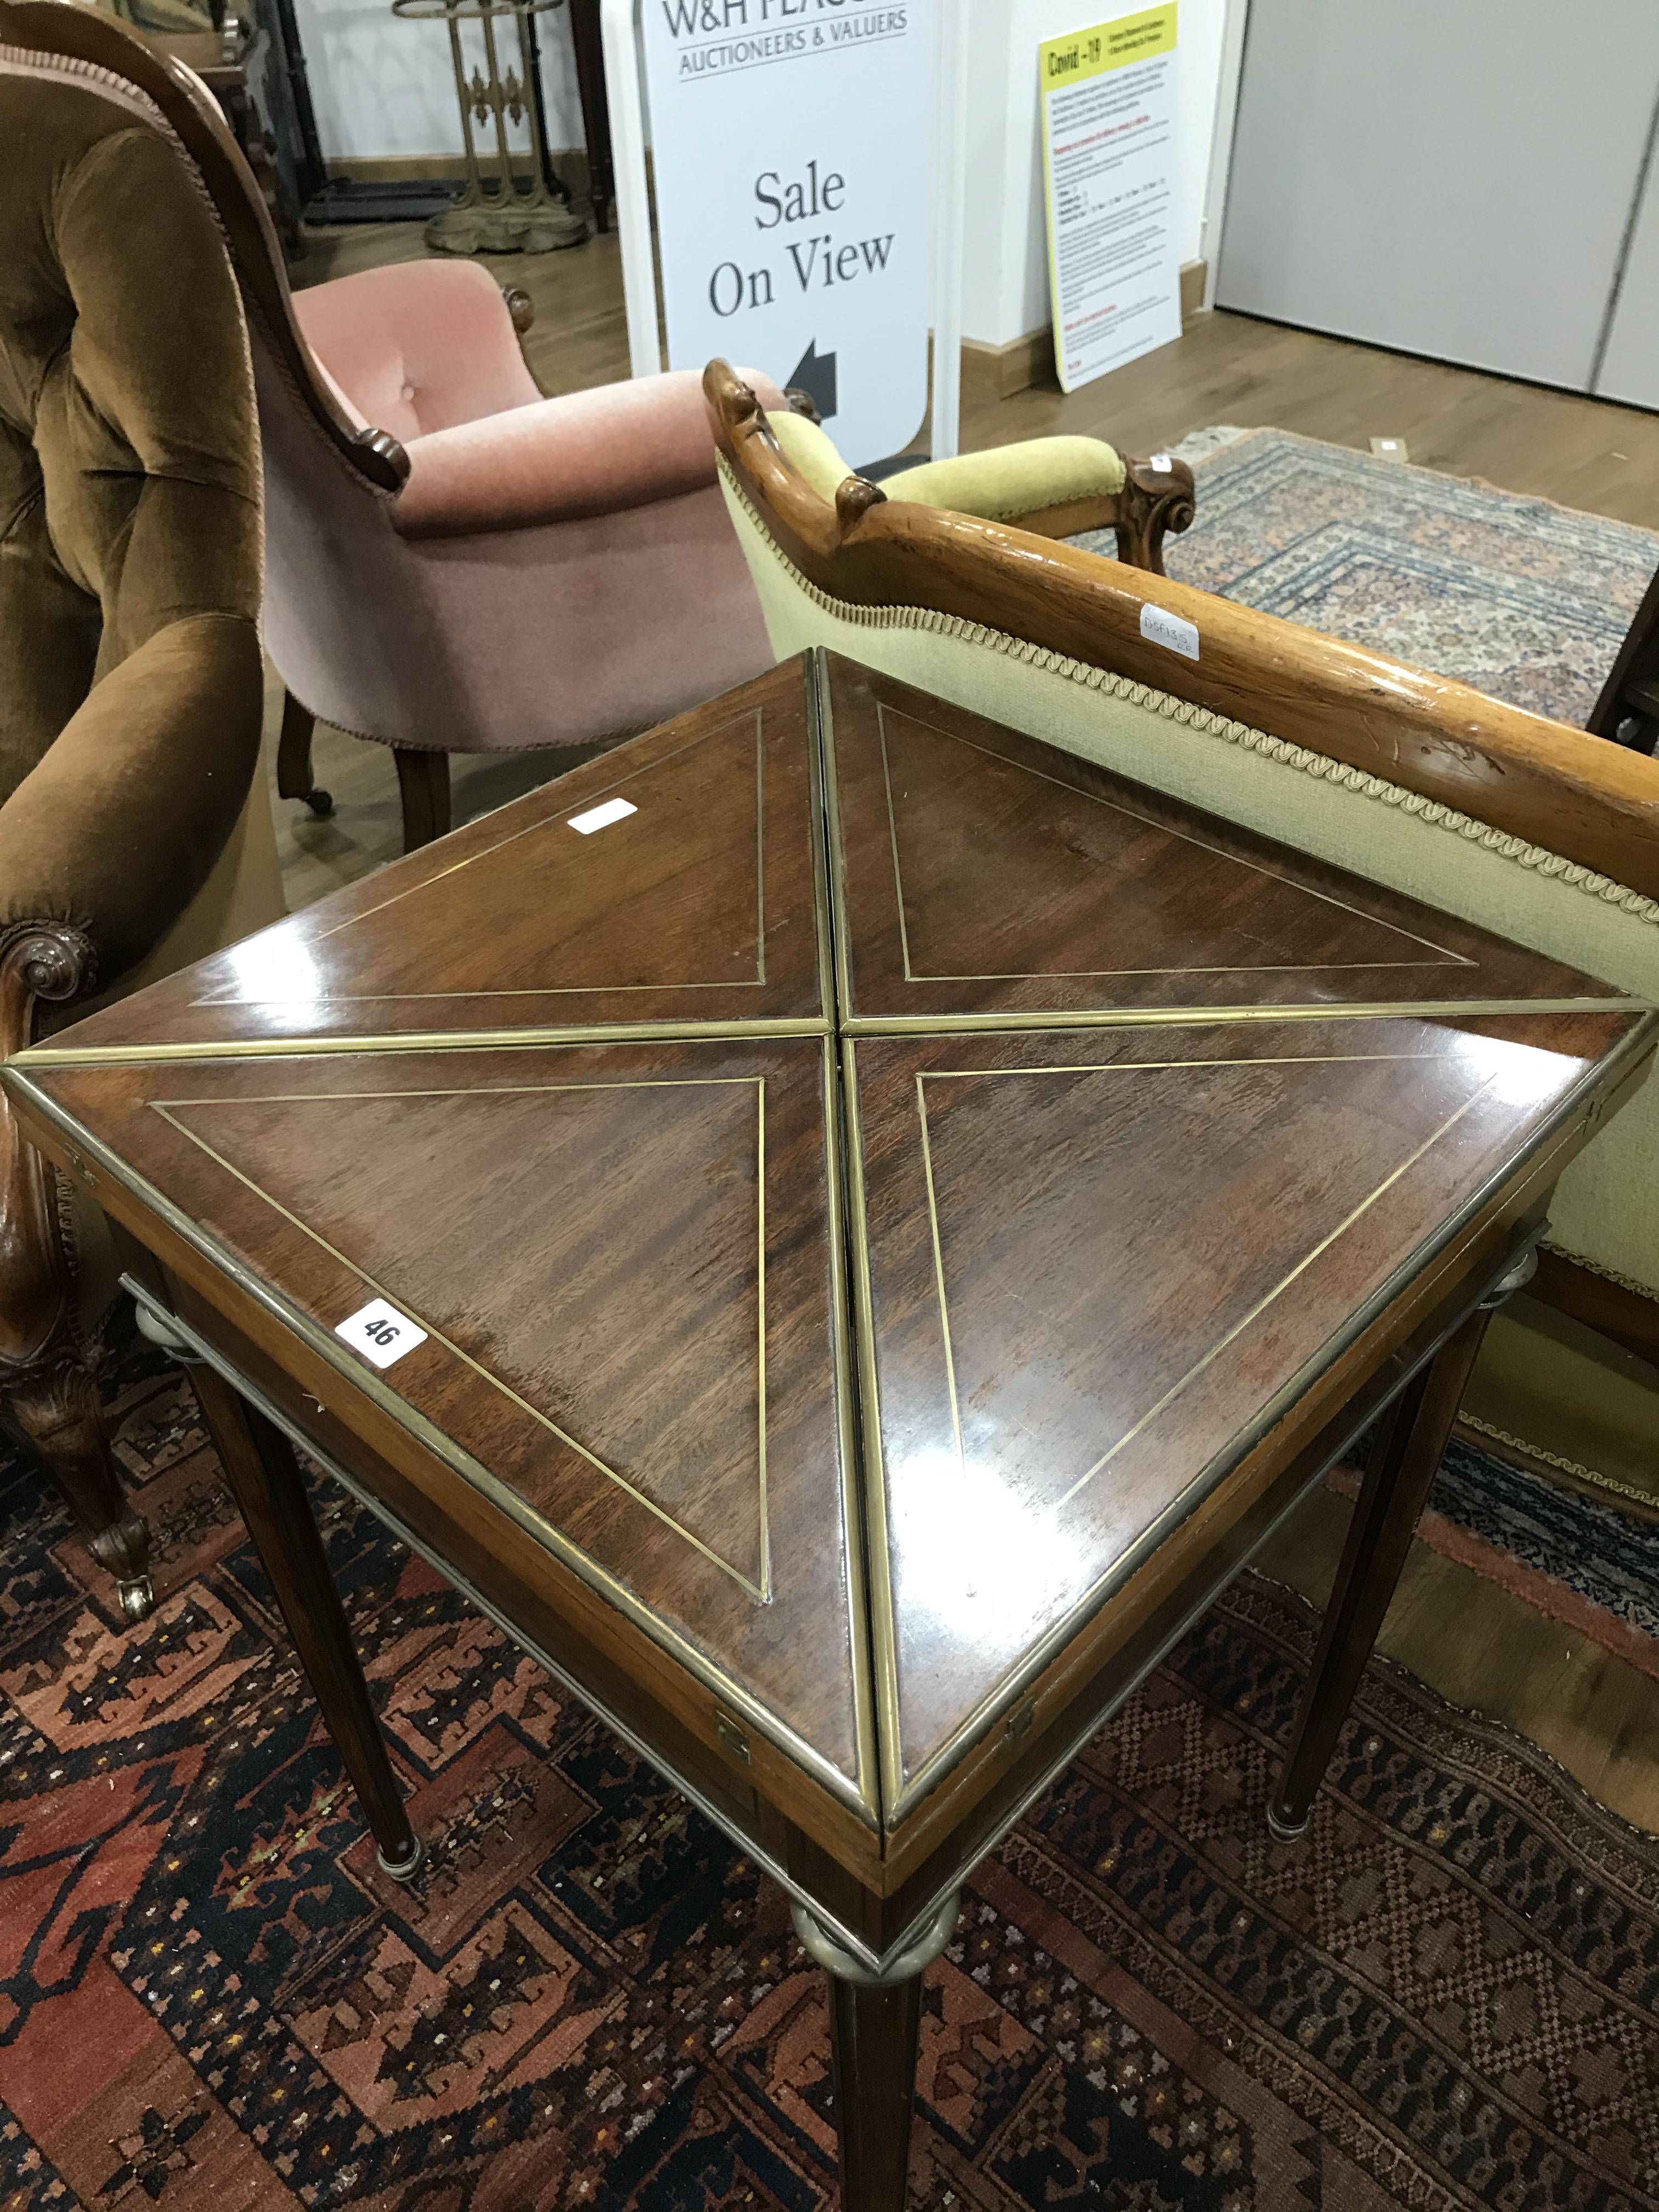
[
  {"xmin": 910, "ymin": 1053, "xmax": 1496, "ymax": 1509},
  {"xmin": 149, "ymin": 1077, "xmax": 772, "ymax": 1601},
  {"xmin": 194, "ymin": 710, "xmax": 771, "ymax": 1005},
  {"xmin": 875, "ymin": 702, "xmax": 1479, "ymax": 982}
]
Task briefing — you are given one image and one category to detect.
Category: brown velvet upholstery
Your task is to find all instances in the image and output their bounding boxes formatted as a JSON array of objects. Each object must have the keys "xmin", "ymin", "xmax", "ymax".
[
  {"xmin": 0, "ymin": 34, "xmax": 284, "ymax": 1621},
  {"xmin": 0, "ymin": 69, "xmax": 264, "ymax": 966}
]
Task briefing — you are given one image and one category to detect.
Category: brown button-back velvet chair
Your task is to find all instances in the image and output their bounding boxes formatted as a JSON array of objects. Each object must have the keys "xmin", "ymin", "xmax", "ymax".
[
  {"xmin": 0, "ymin": 10, "xmax": 286, "ymax": 1618},
  {"xmin": 708, "ymin": 359, "xmax": 1659, "ymax": 1471}
]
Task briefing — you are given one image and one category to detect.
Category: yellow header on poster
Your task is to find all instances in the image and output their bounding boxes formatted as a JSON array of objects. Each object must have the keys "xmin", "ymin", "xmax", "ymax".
[{"xmin": 1039, "ymin": 4, "xmax": 1177, "ymax": 92}]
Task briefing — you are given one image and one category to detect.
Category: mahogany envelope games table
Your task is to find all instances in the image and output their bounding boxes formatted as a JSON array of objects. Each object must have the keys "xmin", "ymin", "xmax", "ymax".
[{"xmin": 7, "ymin": 652, "xmax": 1653, "ymax": 2208}]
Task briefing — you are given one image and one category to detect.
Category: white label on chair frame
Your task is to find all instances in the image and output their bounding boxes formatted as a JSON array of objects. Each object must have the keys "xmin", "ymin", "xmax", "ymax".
[
  {"xmin": 336, "ymin": 1299, "xmax": 429, "ymax": 1371},
  {"xmin": 1139, "ymin": 602, "xmax": 1199, "ymax": 660},
  {"xmin": 640, "ymin": 0, "xmax": 938, "ymax": 471}
]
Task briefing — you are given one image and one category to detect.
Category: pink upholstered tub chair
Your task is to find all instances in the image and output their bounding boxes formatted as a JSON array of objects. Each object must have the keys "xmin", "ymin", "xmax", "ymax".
[
  {"xmin": 271, "ymin": 260, "xmax": 792, "ymax": 848},
  {"xmin": 78, "ymin": 38, "xmax": 787, "ymax": 855}
]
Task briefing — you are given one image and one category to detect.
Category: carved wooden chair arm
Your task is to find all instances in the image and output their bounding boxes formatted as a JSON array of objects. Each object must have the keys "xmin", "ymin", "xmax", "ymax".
[{"xmin": 1109, "ymin": 453, "xmax": 1197, "ymax": 577}]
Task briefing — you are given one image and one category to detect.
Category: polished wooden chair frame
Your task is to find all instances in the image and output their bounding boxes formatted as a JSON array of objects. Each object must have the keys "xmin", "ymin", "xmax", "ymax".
[{"xmin": 706, "ymin": 360, "xmax": 1659, "ymax": 1374}]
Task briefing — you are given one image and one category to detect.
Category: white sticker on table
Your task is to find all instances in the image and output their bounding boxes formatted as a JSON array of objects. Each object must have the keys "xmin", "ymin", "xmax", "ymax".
[
  {"xmin": 568, "ymin": 797, "xmax": 637, "ymax": 836},
  {"xmin": 1139, "ymin": 603, "xmax": 1201, "ymax": 662},
  {"xmin": 335, "ymin": 1299, "xmax": 428, "ymax": 1370}
]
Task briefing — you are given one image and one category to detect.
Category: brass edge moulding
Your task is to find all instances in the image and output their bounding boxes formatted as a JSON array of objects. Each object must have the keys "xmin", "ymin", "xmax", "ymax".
[
  {"xmin": 9, "ymin": 1015, "xmax": 834, "ymax": 1068},
  {"xmin": 836, "ymin": 1035, "xmax": 908, "ymax": 1818},
  {"xmin": 872, "ymin": 1005, "xmax": 1659, "ymax": 1822},
  {"xmin": 819, "ymin": 1031, "xmax": 883, "ymax": 1819},
  {"xmin": 839, "ymin": 998, "xmax": 1643, "ymax": 1036},
  {"xmin": 119, "ymin": 1274, "xmax": 901, "ymax": 1976},
  {"xmin": 812, "ymin": 649, "xmax": 860, "ymax": 1030},
  {"xmin": 804, "ymin": 654, "xmax": 839, "ymax": 1032},
  {"xmin": 8, "ymin": 1066, "xmax": 879, "ymax": 1827}
]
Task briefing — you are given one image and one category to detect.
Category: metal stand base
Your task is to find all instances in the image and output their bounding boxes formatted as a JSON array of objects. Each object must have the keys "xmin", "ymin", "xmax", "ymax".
[
  {"xmin": 425, "ymin": 200, "xmax": 588, "ymax": 254},
  {"xmin": 1266, "ymin": 1803, "xmax": 1310, "ymax": 1843}
]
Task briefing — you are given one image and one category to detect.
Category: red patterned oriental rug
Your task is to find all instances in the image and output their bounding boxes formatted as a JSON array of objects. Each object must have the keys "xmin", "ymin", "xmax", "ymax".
[{"xmin": 2, "ymin": 1330, "xmax": 1657, "ymax": 2211}]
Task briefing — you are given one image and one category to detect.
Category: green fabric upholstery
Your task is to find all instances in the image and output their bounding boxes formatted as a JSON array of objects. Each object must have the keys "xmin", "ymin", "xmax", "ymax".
[
  {"xmin": 769, "ymin": 408, "xmax": 1126, "ymax": 520},
  {"xmin": 882, "ymin": 438, "xmax": 1126, "ymax": 516},
  {"xmin": 0, "ymin": 68, "xmax": 266, "ymax": 992}
]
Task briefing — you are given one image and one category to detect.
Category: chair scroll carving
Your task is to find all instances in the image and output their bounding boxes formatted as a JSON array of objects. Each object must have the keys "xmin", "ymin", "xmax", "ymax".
[{"xmin": 1114, "ymin": 454, "xmax": 1197, "ymax": 577}]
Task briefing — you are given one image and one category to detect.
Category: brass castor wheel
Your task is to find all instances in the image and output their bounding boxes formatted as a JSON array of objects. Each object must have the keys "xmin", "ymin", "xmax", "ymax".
[{"xmin": 116, "ymin": 1573, "xmax": 156, "ymax": 1624}]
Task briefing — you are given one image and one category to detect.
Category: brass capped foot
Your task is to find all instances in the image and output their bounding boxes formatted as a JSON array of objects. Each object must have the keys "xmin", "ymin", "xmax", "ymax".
[{"xmin": 377, "ymin": 1836, "xmax": 425, "ymax": 1884}]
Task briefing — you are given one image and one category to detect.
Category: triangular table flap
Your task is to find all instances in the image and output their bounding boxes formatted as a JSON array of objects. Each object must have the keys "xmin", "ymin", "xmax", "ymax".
[
  {"xmin": 823, "ymin": 658, "xmax": 1628, "ymax": 1029},
  {"xmin": 845, "ymin": 1011, "xmax": 1638, "ymax": 1804},
  {"xmin": 20, "ymin": 1035, "xmax": 871, "ymax": 1801},
  {"xmin": 51, "ymin": 660, "xmax": 830, "ymax": 1057}
]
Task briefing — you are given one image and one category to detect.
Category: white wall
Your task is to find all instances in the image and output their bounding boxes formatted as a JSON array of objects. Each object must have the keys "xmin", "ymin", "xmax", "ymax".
[
  {"xmin": 961, "ymin": 0, "xmax": 1232, "ymax": 347},
  {"xmin": 292, "ymin": 0, "xmax": 585, "ymax": 162}
]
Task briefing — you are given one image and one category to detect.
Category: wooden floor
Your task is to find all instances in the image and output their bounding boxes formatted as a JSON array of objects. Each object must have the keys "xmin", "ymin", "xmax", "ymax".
[{"xmin": 268, "ymin": 228, "xmax": 1659, "ymax": 1837}]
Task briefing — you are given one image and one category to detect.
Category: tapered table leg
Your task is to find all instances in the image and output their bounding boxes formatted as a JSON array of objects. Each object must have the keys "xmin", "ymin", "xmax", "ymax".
[
  {"xmin": 792, "ymin": 1892, "xmax": 960, "ymax": 2212},
  {"xmin": 1268, "ymin": 1243, "xmax": 1539, "ymax": 1839},
  {"xmin": 188, "ymin": 1359, "xmax": 422, "ymax": 1879}
]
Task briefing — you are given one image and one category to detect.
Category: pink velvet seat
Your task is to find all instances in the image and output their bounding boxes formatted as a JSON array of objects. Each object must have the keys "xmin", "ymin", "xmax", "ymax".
[
  {"xmin": 215, "ymin": 241, "xmax": 783, "ymax": 850},
  {"xmin": 50, "ymin": 54, "xmax": 784, "ymax": 856}
]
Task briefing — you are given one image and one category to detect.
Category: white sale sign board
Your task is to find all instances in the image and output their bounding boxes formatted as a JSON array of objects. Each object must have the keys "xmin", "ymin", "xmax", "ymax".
[{"xmin": 639, "ymin": 0, "xmax": 936, "ymax": 468}]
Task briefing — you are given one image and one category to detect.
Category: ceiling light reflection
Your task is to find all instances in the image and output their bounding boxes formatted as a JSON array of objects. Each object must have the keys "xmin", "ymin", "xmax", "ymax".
[
  {"xmin": 890, "ymin": 1446, "xmax": 1063, "ymax": 1646},
  {"xmin": 1438, "ymin": 1024, "xmax": 1581, "ymax": 1111},
  {"xmin": 221, "ymin": 929, "xmax": 326, "ymax": 1005}
]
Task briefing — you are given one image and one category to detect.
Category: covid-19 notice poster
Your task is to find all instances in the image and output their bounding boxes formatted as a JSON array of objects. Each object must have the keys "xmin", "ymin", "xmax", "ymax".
[{"xmin": 1039, "ymin": 6, "xmax": 1181, "ymax": 393}]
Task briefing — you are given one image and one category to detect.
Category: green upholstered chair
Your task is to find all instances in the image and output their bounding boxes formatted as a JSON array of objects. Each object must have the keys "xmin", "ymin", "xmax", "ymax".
[
  {"xmin": 0, "ymin": 12, "xmax": 287, "ymax": 1619},
  {"xmin": 707, "ymin": 362, "xmax": 1659, "ymax": 1498},
  {"xmin": 768, "ymin": 405, "xmax": 1196, "ymax": 573}
]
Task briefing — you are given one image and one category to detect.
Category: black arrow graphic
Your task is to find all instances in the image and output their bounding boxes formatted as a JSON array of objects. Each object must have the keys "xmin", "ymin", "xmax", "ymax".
[{"xmin": 785, "ymin": 338, "xmax": 838, "ymax": 424}]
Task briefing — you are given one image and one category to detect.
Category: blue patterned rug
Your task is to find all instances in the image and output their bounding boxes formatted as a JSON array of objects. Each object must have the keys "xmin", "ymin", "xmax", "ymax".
[{"xmin": 1078, "ymin": 426, "xmax": 1659, "ymax": 727}]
